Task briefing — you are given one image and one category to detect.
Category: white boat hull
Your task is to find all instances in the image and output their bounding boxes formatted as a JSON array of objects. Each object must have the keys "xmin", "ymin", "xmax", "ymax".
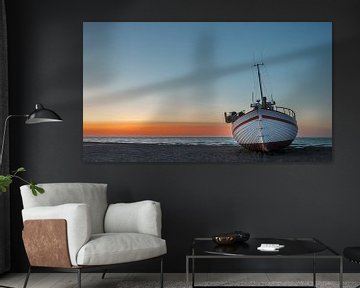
[{"xmin": 232, "ymin": 108, "xmax": 298, "ymax": 152}]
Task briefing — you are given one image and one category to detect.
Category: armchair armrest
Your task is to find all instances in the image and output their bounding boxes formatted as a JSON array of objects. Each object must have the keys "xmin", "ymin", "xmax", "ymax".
[
  {"xmin": 22, "ymin": 203, "xmax": 91, "ymax": 266},
  {"xmin": 104, "ymin": 200, "xmax": 162, "ymax": 237}
]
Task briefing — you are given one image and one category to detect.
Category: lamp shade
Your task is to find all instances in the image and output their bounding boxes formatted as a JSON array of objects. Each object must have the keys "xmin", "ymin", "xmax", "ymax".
[{"xmin": 25, "ymin": 104, "xmax": 63, "ymax": 124}]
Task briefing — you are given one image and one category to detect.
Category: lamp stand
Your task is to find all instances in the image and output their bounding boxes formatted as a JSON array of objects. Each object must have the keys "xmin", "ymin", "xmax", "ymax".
[{"xmin": 0, "ymin": 115, "xmax": 28, "ymax": 168}]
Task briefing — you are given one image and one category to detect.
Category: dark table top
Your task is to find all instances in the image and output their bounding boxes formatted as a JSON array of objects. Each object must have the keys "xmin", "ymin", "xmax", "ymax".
[{"xmin": 191, "ymin": 238, "xmax": 339, "ymax": 257}]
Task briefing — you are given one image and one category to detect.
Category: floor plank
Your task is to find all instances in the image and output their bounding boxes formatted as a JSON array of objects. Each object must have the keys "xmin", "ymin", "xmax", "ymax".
[{"xmin": 1, "ymin": 273, "xmax": 359, "ymax": 288}]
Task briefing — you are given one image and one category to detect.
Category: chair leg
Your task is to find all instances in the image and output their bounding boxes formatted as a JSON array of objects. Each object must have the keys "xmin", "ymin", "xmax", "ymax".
[
  {"xmin": 23, "ymin": 266, "xmax": 31, "ymax": 288},
  {"xmin": 160, "ymin": 257, "xmax": 164, "ymax": 288},
  {"xmin": 101, "ymin": 270, "xmax": 107, "ymax": 279},
  {"xmin": 77, "ymin": 268, "xmax": 81, "ymax": 288}
]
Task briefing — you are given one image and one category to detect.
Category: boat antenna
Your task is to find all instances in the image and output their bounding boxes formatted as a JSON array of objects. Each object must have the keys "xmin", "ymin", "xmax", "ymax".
[{"xmin": 253, "ymin": 63, "xmax": 265, "ymax": 107}]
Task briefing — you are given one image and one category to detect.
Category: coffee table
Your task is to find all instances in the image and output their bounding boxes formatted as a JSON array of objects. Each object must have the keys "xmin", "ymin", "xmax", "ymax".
[{"xmin": 186, "ymin": 237, "xmax": 343, "ymax": 288}]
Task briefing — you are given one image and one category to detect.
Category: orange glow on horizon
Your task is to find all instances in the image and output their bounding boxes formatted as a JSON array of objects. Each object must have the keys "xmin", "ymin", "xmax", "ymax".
[
  {"xmin": 83, "ymin": 121, "xmax": 232, "ymax": 137},
  {"xmin": 298, "ymin": 123, "xmax": 332, "ymax": 138},
  {"xmin": 84, "ymin": 121, "xmax": 332, "ymax": 138}
]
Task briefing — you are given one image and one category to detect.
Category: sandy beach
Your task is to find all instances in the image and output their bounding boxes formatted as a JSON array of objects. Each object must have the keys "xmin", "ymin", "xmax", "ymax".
[{"xmin": 83, "ymin": 142, "xmax": 332, "ymax": 163}]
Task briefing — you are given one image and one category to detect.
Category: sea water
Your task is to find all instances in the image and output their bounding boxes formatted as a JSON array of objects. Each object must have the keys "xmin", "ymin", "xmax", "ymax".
[{"xmin": 83, "ymin": 137, "xmax": 332, "ymax": 148}]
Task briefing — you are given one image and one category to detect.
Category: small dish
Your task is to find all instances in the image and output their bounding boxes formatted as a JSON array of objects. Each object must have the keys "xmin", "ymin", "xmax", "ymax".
[{"xmin": 212, "ymin": 233, "xmax": 237, "ymax": 245}]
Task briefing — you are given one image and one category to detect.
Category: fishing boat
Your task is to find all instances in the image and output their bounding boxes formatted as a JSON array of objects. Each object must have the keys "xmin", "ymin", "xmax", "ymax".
[{"xmin": 224, "ymin": 63, "xmax": 298, "ymax": 152}]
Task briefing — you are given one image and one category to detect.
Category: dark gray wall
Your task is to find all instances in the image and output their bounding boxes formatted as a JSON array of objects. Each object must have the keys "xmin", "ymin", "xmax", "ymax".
[{"xmin": 5, "ymin": 0, "xmax": 360, "ymax": 273}]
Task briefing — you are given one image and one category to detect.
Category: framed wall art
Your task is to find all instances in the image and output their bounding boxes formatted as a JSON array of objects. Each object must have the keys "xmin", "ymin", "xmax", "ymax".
[{"xmin": 83, "ymin": 22, "xmax": 332, "ymax": 163}]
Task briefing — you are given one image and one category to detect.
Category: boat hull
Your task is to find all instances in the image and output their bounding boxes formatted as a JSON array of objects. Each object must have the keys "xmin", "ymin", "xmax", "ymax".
[{"xmin": 231, "ymin": 109, "xmax": 298, "ymax": 152}]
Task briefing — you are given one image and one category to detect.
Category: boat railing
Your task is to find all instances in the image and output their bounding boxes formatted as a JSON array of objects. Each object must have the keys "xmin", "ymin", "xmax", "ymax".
[
  {"xmin": 275, "ymin": 106, "xmax": 296, "ymax": 118},
  {"xmin": 224, "ymin": 111, "xmax": 245, "ymax": 123}
]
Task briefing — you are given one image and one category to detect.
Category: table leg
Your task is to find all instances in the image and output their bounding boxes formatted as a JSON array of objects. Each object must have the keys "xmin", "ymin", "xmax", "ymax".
[
  {"xmin": 339, "ymin": 257, "xmax": 343, "ymax": 288},
  {"xmin": 313, "ymin": 254, "xmax": 316, "ymax": 287},
  {"xmin": 186, "ymin": 257, "xmax": 189, "ymax": 288},
  {"xmin": 192, "ymin": 246, "xmax": 195, "ymax": 288},
  {"xmin": 192, "ymin": 257, "xmax": 195, "ymax": 288}
]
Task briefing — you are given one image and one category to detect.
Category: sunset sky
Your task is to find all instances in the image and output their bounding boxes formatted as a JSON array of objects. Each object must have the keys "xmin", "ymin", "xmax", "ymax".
[{"xmin": 83, "ymin": 22, "xmax": 332, "ymax": 138}]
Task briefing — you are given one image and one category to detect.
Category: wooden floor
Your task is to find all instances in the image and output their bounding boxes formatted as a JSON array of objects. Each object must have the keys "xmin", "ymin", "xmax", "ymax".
[{"xmin": 0, "ymin": 273, "xmax": 359, "ymax": 288}]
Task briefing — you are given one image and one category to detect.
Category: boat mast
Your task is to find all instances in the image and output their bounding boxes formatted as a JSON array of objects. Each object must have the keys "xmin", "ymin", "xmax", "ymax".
[{"xmin": 253, "ymin": 63, "xmax": 265, "ymax": 108}]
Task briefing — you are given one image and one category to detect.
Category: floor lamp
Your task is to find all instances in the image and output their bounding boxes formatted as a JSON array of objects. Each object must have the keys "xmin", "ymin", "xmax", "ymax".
[
  {"xmin": 0, "ymin": 103, "xmax": 62, "ymax": 288},
  {"xmin": 0, "ymin": 103, "xmax": 63, "ymax": 167}
]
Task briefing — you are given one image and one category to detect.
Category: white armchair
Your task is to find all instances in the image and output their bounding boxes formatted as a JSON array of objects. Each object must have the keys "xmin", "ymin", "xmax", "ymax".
[{"xmin": 20, "ymin": 183, "xmax": 166, "ymax": 288}]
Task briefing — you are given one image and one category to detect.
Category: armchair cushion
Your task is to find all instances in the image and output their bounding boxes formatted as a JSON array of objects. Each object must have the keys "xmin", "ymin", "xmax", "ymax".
[
  {"xmin": 22, "ymin": 203, "xmax": 91, "ymax": 266},
  {"xmin": 104, "ymin": 200, "xmax": 162, "ymax": 237},
  {"xmin": 76, "ymin": 233, "xmax": 167, "ymax": 266},
  {"xmin": 21, "ymin": 183, "xmax": 108, "ymax": 234}
]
